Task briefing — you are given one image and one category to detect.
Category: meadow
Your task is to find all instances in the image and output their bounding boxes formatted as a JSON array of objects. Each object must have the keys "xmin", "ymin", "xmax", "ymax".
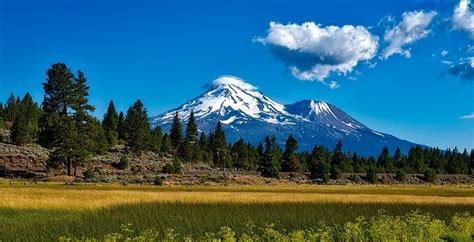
[{"xmin": 0, "ymin": 181, "xmax": 473, "ymax": 241}]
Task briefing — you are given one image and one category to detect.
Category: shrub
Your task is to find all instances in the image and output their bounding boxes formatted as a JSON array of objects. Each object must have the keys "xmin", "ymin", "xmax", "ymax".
[
  {"xmin": 112, "ymin": 156, "xmax": 129, "ymax": 170},
  {"xmin": 423, "ymin": 168, "xmax": 436, "ymax": 183},
  {"xmin": 366, "ymin": 166, "xmax": 378, "ymax": 184},
  {"xmin": 82, "ymin": 168, "xmax": 95, "ymax": 181},
  {"xmin": 153, "ymin": 176, "xmax": 163, "ymax": 186},
  {"xmin": 349, "ymin": 174, "xmax": 362, "ymax": 183},
  {"xmin": 395, "ymin": 169, "xmax": 406, "ymax": 182},
  {"xmin": 330, "ymin": 165, "xmax": 341, "ymax": 180},
  {"xmin": 162, "ymin": 161, "xmax": 182, "ymax": 174}
]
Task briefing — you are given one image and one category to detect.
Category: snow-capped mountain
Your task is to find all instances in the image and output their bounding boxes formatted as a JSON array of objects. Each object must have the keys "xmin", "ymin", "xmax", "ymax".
[{"xmin": 151, "ymin": 76, "xmax": 419, "ymax": 155}]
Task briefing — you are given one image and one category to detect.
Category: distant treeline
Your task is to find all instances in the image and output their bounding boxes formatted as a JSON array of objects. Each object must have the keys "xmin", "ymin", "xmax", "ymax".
[{"xmin": 1, "ymin": 63, "xmax": 473, "ymax": 180}]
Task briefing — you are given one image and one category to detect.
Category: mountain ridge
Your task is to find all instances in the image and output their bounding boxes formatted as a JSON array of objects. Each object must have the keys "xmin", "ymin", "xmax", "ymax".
[{"xmin": 150, "ymin": 76, "xmax": 420, "ymax": 155}]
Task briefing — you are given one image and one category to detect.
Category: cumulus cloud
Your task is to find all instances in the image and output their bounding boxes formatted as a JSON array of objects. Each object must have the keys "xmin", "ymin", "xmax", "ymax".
[
  {"xmin": 447, "ymin": 57, "xmax": 474, "ymax": 80},
  {"xmin": 381, "ymin": 10, "xmax": 437, "ymax": 59},
  {"xmin": 460, "ymin": 112, "xmax": 474, "ymax": 119},
  {"xmin": 452, "ymin": 0, "xmax": 474, "ymax": 38},
  {"xmin": 255, "ymin": 21, "xmax": 378, "ymax": 83},
  {"xmin": 441, "ymin": 50, "xmax": 449, "ymax": 56},
  {"xmin": 328, "ymin": 81, "xmax": 340, "ymax": 89}
]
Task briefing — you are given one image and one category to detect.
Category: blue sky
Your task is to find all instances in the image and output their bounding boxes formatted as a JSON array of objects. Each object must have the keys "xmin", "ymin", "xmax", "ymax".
[{"xmin": 0, "ymin": 0, "xmax": 473, "ymax": 149}]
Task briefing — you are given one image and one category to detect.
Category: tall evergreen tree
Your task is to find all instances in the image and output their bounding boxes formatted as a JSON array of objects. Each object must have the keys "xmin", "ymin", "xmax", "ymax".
[
  {"xmin": 281, "ymin": 135, "xmax": 300, "ymax": 172},
  {"xmin": 117, "ymin": 111, "xmax": 126, "ymax": 141},
  {"xmin": 150, "ymin": 126, "xmax": 163, "ymax": 153},
  {"xmin": 184, "ymin": 111, "xmax": 198, "ymax": 162},
  {"xmin": 161, "ymin": 133, "xmax": 172, "ymax": 153},
  {"xmin": 11, "ymin": 93, "xmax": 42, "ymax": 145},
  {"xmin": 4, "ymin": 93, "xmax": 21, "ymax": 129},
  {"xmin": 330, "ymin": 140, "xmax": 345, "ymax": 179},
  {"xmin": 209, "ymin": 121, "xmax": 230, "ymax": 167},
  {"xmin": 102, "ymin": 100, "xmax": 119, "ymax": 147},
  {"xmin": 124, "ymin": 100, "xmax": 151, "ymax": 153},
  {"xmin": 308, "ymin": 145, "xmax": 330, "ymax": 182},
  {"xmin": 377, "ymin": 146, "xmax": 393, "ymax": 172},
  {"xmin": 259, "ymin": 135, "xmax": 280, "ymax": 178},
  {"xmin": 40, "ymin": 63, "xmax": 95, "ymax": 176},
  {"xmin": 169, "ymin": 112, "xmax": 183, "ymax": 153}
]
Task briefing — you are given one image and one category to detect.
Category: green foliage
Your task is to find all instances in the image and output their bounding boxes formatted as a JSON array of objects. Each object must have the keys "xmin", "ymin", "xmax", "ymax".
[
  {"xmin": 162, "ymin": 161, "xmax": 182, "ymax": 174},
  {"xmin": 423, "ymin": 168, "xmax": 437, "ymax": 183},
  {"xmin": 11, "ymin": 93, "xmax": 42, "ymax": 145},
  {"xmin": 124, "ymin": 100, "xmax": 152, "ymax": 153},
  {"xmin": 281, "ymin": 135, "xmax": 300, "ymax": 172},
  {"xmin": 169, "ymin": 112, "xmax": 183, "ymax": 152},
  {"xmin": 366, "ymin": 166, "xmax": 378, "ymax": 184},
  {"xmin": 184, "ymin": 111, "xmax": 199, "ymax": 163},
  {"xmin": 308, "ymin": 145, "xmax": 329, "ymax": 183},
  {"xmin": 113, "ymin": 156, "xmax": 129, "ymax": 170},
  {"xmin": 395, "ymin": 169, "xmax": 406, "ymax": 182},
  {"xmin": 259, "ymin": 135, "xmax": 280, "ymax": 178},
  {"xmin": 153, "ymin": 176, "xmax": 163, "ymax": 186},
  {"xmin": 40, "ymin": 63, "xmax": 96, "ymax": 176},
  {"xmin": 349, "ymin": 174, "xmax": 362, "ymax": 183},
  {"xmin": 330, "ymin": 165, "xmax": 341, "ymax": 180},
  {"xmin": 56, "ymin": 211, "xmax": 473, "ymax": 242},
  {"xmin": 150, "ymin": 127, "xmax": 163, "ymax": 153},
  {"xmin": 102, "ymin": 100, "xmax": 119, "ymax": 147}
]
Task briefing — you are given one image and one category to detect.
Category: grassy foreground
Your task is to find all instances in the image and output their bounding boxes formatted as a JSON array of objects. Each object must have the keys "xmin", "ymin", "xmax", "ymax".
[{"xmin": 0, "ymin": 182, "xmax": 473, "ymax": 241}]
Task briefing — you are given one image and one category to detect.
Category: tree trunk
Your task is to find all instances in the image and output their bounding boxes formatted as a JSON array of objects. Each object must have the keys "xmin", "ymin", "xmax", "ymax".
[
  {"xmin": 73, "ymin": 162, "xmax": 77, "ymax": 177},
  {"xmin": 67, "ymin": 157, "xmax": 71, "ymax": 176}
]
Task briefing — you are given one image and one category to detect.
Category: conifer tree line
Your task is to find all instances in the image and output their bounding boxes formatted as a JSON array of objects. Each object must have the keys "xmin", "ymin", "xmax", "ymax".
[{"xmin": 0, "ymin": 62, "xmax": 473, "ymax": 178}]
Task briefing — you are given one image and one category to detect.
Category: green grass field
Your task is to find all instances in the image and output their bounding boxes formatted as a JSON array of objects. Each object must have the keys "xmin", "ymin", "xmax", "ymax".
[{"xmin": 0, "ymin": 182, "xmax": 473, "ymax": 241}]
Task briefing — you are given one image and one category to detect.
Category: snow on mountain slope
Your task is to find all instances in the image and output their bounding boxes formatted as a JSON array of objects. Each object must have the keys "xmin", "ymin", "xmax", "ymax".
[
  {"xmin": 152, "ymin": 76, "xmax": 294, "ymax": 125},
  {"xmin": 150, "ymin": 76, "xmax": 420, "ymax": 155}
]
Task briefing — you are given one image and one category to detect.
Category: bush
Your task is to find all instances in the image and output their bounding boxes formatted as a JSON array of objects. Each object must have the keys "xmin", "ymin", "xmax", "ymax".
[
  {"xmin": 423, "ymin": 168, "xmax": 436, "ymax": 183},
  {"xmin": 330, "ymin": 165, "xmax": 341, "ymax": 180},
  {"xmin": 82, "ymin": 168, "xmax": 95, "ymax": 181},
  {"xmin": 349, "ymin": 174, "xmax": 362, "ymax": 183},
  {"xmin": 395, "ymin": 169, "xmax": 406, "ymax": 182},
  {"xmin": 366, "ymin": 166, "xmax": 378, "ymax": 184},
  {"xmin": 58, "ymin": 211, "xmax": 473, "ymax": 241},
  {"xmin": 153, "ymin": 176, "xmax": 163, "ymax": 186},
  {"xmin": 162, "ymin": 161, "xmax": 182, "ymax": 174},
  {"xmin": 112, "ymin": 156, "xmax": 129, "ymax": 170}
]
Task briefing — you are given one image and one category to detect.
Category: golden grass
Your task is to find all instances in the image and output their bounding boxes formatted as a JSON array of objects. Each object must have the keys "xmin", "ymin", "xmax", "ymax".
[{"xmin": 1, "ymin": 183, "xmax": 473, "ymax": 210}]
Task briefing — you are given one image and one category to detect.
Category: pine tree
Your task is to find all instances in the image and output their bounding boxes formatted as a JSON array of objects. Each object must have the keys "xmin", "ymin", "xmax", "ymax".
[
  {"xmin": 169, "ymin": 112, "xmax": 183, "ymax": 153},
  {"xmin": 308, "ymin": 145, "xmax": 329, "ymax": 183},
  {"xmin": 39, "ymin": 63, "xmax": 76, "ymax": 148},
  {"xmin": 117, "ymin": 111, "xmax": 126, "ymax": 141},
  {"xmin": 210, "ymin": 121, "xmax": 231, "ymax": 167},
  {"xmin": 102, "ymin": 100, "xmax": 119, "ymax": 147},
  {"xmin": 70, "ymin": 70, "xmax": 96, "ymax": 175},
  {"xmin": 377, "ymin": 146, "xmax": 393, "ymax": 172},
  {"xmin": 281, "ymin": 135, "xmax": 300, "ymax": 172},
  {"xmin": 11, "ymin": 93, "xmax": 42, "ymax": 145},
  {"xmin": 259, "ymin": 135, "xmax": 280, "ymax": 178},
  {"xmin": 330, "ymin": 140, "xmax": 345, "ymax": 179},
  {"xmin": 150, "ymin": 126, "xmax": 163, "ymax": 153},
  {"xmin": 161, "ymin": 133, "xmax": 172, "ymax": 153},
  {"xmin": 124, "ymin": 100, "xmax": 151, "ymax": 153},
  {"xmin": 4, "ymin": 93, "xmax": 20, "ymax": 127},
  {"xmin": 0, "ymin": 102, "xmax": 5, "ymax": 130},
  {"xmin": 184, "ymin": 111, "xmax": 198, "ymax": 162}
]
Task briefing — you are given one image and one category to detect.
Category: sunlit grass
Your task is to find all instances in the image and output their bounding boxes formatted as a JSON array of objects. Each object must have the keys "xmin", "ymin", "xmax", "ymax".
[{"xmin": 0, "ymin": 182, "xmax": 473, "ymax": 240}]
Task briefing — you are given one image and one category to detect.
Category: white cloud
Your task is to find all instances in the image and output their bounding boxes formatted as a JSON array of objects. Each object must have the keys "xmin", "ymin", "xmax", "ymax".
[
  {"xmin": 256, "ymin": 21, "xmax": 378, "ymax": 83},
  {"xmin": 381, "ymin": 10, "xmax": 437, "ymax": 59},
  {"xmin": 460, "ymin": 112, "xmax": 474, "ymax": 119},
  {"xmin": 328, "ymin": 81, "xmax": 340, "ymax": 89},
  {"xmin": 452, "ymin": 0, "xmax": 474, "ymax": 38},
  {"xmin": 441, "ymin": 60, "xmax": 454, "ymax": 65},
  {"xmin": 441, "ymin": 50, "xmax": 449, "ymax": 56}
]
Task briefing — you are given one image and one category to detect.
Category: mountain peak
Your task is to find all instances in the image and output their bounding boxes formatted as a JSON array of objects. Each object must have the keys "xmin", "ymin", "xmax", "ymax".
[{"xmin": 210, "ymin": 76, "xmax": 257, "ymax": 91}]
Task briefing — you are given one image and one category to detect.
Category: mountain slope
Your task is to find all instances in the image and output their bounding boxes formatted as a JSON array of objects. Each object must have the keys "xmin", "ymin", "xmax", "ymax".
[{"xmin": 151, "ymin": 76, "xmax": 419, "ymax": 155}]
